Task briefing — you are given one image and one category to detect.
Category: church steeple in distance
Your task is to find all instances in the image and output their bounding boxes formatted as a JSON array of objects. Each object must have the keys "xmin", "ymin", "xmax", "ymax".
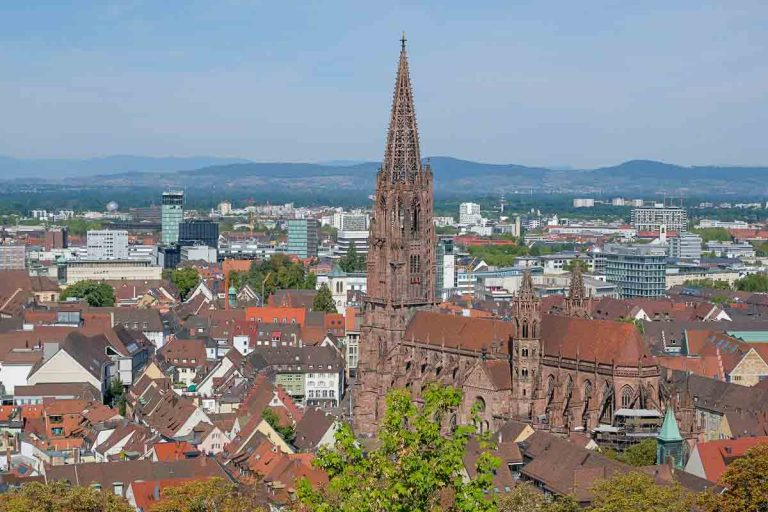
[{"xmin": 366, "ymin": 34, "xmax": 436, "ymax": 306}]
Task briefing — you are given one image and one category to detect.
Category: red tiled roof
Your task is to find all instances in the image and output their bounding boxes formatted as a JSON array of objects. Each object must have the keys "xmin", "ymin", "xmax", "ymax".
[
  {"xmin": 693, "ymin": 437, "xmax": 768, "ymax": 483},
  {"xmin": 152, "ymin": 441, "xmax": 199, "ymax": 461},
  {"xmin": 404, "ymin": 311, "xmax": 515, "ymax": 354}
]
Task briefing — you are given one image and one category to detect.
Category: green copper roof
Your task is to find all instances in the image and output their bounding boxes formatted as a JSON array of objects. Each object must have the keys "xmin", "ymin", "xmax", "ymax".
[
  {"xmin": 658, "ymin": 407, "xmax": 683, "ymax": 442},
  {"xmin": 328, "ymin": 264, "xmax": 347, "ymax": 277},
  {"xmin": 727, "ymin": 331, "xmax": 768, "ymax": 343}
]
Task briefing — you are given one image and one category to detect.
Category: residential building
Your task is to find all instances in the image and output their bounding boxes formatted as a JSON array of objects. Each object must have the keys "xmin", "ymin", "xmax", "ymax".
[
  {"xmin": 332, "ymin": 212, "xmax": 369, "ymax": 231},
  {"xmin": 179, "ymin": 219, "xmax": 219, "ymax": 249},
  {"xmin": 603, "ymin": 244, "xmax": 667, "ymax": 298},
  {"xmin": 86, "ymin": 230, "xmax": 129, "ymax": 260},
  {"xmin": 459, "ymin": 202, "xmax": 482, "ymax": 225},
  {"xmin": 668, "ymin": 232, "xmax": 702, "ymax": 260},
  {"xmin": 631, "ymin": 204, "xmax": 688, "ymax": 233},
  {"xmin": 161, "ymin": 191, "xmax": 184, "ymax": 245},
  {"xmin": 0, "ymin": 244, "xmax": 25, "ymax": 270},
  {"xmin": 572, "ymin": 198, "xmax": 595, "ymax": 208},
  {"xmin": 44, "ymin": 228, "xmax": 68, "ymax": 251},
  {"xmin": 322, "ymin": 265, "xmax": 366, "ymax": 311},
  {"xmin": 684, "ymin": 437, "xmax": 768, "ymax": 482},
  {"xmin": 287, "ymin": 219, "xmax": 319, "ymax": 259}
]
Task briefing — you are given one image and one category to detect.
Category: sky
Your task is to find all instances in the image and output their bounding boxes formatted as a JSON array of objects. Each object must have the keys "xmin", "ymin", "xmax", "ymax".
[{"xmin": 1, "ymin": 1, "xmax": 767, "ymax": 168}]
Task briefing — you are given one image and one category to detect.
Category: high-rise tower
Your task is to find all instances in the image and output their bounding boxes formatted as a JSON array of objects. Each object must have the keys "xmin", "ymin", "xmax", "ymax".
[{"xmin": 354, "ymin": 35, "xmax": 436, "ymax": 435}]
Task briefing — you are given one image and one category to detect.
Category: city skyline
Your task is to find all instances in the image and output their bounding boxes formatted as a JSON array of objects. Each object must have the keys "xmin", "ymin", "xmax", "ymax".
[{"xmin": 2, "ymin": 1, "xmax": 768, "ymax": 168}]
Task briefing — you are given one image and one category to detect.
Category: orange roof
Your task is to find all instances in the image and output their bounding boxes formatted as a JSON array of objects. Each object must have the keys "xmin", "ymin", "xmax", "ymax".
[
  {"xmin": 152, "ymin": 441, "xmax": 199, "ymax": 461},
  {"xmin": 694, "ymin": 437, "xmax": 768, "ymax": 483},
  {"xmin": 129, "ymin": 478, "xmax": 202, "ymax": 511},
  {"xmin": 245, "ymin": 306, "xmax": 306, "ymax": 326}
]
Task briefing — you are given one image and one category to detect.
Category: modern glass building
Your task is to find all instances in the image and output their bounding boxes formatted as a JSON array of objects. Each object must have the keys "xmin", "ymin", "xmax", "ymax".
[
  {"xmin": 287, "ymin": 219, "xmax": 319, "ymax": 259},
  {"xmin": 161, "ymin": 191, "xmax": 184, "ymax": 245},
  {"xmin": 604, "ymin": 243, "xmax": 667, "ymax": 298},
  {"xmin": 179, "ymin": 219, "xmax": 220, "ymax": 249}
]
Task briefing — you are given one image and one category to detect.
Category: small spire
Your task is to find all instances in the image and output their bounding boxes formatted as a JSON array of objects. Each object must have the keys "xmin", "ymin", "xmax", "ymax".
[{"xmin": 401, "ymin": 31, "xmax": 407, "ymax": 50}]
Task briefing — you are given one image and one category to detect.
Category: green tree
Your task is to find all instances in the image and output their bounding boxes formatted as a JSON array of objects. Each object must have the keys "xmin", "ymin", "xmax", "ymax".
[
  {"xmin": 105, "ymin": 377, "xmax": 126, "ymax": 415},
  {"xmin": 261, "ymin": 407, "xmax": 295, "ymax": 441},
  {"xmin": 497, "ymin": 482, "xmax": 579, "ymax": 512},
  {"xmin": 683, "ymin": 278, "xmax": 732, "ymax": 290},
  {"xmin": 297, "ymin": 384, "xmax": 499, "ymax": 512},
  {"xmin": 0, "ymin": 481, "xmax": 133, "ymax": 512},
  {"xmin": 312, "ymin": 283, "xmax": 337, "ymax": 313},
  {"xmin": 589, "ymin": 472, "xmax": 695, "ymax": 512},
  {"xmin": 563, "ymin": 259, "xmax": 588, "ymax": 272},
  {"xmin": 690, "ymin": 227, "xmax": 732, "ymax": 243},
  {"xmin": 616, "ymin": 439, "xmax": 657, "ymax": 467},
  {"xmin": 149, "ymin": 478, "xmax": 264, "ymax": 512},
  {"xmin": 240, "ymin": 254, "xmax": 316, "ymax": 301},
  {"xmin": 735, "ymin": 273, "xmax": 768, "ymax": 292},
  {"xmin": 61, "ymin": 281, "xmax": 116, "ymax": 307},
  {"xmin": 338, "ymin": 242, "xmax": 365, "ymax": 273},
  {"xmin": 170, "ymin": 267, "xmax": 200, "ymax": 301},
  {"xmin": 698, "ymin": 442, "xmax": 768, "ymax": 512}
]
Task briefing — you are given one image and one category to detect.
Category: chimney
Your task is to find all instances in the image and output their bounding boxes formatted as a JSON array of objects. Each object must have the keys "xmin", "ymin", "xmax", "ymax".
[
  {"xmin": 43, "ymin": 342, "xmax": 59, "ymax": 362},
  {"xmin": 153, "ymin": 483, "xmax": 160, "ymax": 501}
]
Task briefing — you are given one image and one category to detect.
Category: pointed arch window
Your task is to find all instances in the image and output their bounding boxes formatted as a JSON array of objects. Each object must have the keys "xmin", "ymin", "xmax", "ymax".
[{"xmin": 621, "ymin": 385, "xmax": 634, "ymax": 408}]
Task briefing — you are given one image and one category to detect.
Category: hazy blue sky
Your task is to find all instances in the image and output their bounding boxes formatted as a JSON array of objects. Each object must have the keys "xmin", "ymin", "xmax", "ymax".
[{"xmin": 1, "ymin": 1, "xmax": 767, "ymax": 167}]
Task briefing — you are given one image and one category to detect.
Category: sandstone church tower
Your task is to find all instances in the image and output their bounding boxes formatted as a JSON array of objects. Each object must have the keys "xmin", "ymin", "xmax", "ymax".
[
  {"xmin": 354, "ymin": 35, "xmax": 437, "ymax": 435},
  {"xmin": 510, "ymin": 271, "xmax": 542, "ymax": 419}
]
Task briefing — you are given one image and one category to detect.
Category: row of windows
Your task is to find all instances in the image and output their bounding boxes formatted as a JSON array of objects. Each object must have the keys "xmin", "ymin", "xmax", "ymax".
[{"xmin": 307, "ymin": 389, "xmax": 335, "ymax": 398}]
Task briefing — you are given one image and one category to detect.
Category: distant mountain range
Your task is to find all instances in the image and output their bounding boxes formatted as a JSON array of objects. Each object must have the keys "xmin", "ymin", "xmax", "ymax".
[
  {"xmin": 0, "ymin": 155, "xmax": 250, "ymax": 178},
  {"xmin": 1, "ymin": 155, "xmax": 767, "ymax": 197}
]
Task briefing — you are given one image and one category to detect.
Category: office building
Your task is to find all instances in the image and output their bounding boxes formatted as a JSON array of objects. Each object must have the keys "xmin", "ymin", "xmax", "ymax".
[
  {"xmin": 0, "ymin": 244, "xmax": 25, "ymax": 270},
  {"xmin": 158, "ymin": 245, "xmax": 181, "ymax": 270},
  {"xmin": 333, "ymin": 213, "xmax": 369, "ymax": 231},
  {"xmin": 87, "ymin": 230, "xmax": 129, "ymax": 260},
  {"xmin": 604, "ymin": 244, "xmax": 667, "ymax": 298},
  {"xmin": 287, "ymin": 219, "xmax": 319, "ymax": 259},
  {"xmin": 668, "ymin": 233, "xmax": 702, "ymax": 260},
  {"xmin": 179, "ymin": 220, "xmax": 219, "ymax": 249},
  {"xmin": 181, "ymin": 245, "xmax": 218, "ymax": 263},
  {"xmin": 705, "ymin": 241, "xmax": 756, "ymax": 259},
  {"xmin": 459, "ymin": 202, "xmax": 482, "ymax": 225},
  {"xmin": 64, "ymin": 259, "xmax": 162, "ymax": 284},
  {"xmin": 130, "ymin": 206, "xmax": 161, "ymax": 223},
  {"xmin": 631, "ymin": 204, "xmax": 688, "ymax": 233},
  {"xmin": 336, "ymin": 230, "xmax": 369, "ymax": 256},
  {"xmin": 161, "ymin": 191, "xmax": 184, "ymax": 245},
  {"xmin": 435, "ymin": 238, "xmax": 455, "ymax": 300}
]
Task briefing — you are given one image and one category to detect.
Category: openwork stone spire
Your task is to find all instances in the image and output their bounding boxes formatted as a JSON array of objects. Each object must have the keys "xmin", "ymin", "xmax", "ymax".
[
  {"xmin": 565, "ymin": 264, "xmax": 591, "ymax": 318},
  {"xmin": 365, "ymin": 35, "xmax": 435, "ymax": 305},
  {"xmin": 512, "ymin": 270, "xmax": 540, "ymax": 339},
  {"xmin": 383, "ymin": 32, "xmax": 423, "ymax": 185}
]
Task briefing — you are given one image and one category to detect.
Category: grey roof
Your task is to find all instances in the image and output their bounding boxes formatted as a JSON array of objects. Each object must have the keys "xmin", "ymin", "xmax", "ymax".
[{"xmin": 248, "ymin": 345, "xmax": 344, "ymax": 373}]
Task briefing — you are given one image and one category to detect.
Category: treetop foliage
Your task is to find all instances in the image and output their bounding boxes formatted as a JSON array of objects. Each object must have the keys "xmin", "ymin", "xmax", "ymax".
[
  {"xmin": 312, "ymin": 283, "xmax": 337, "ymax": 313},
  {"xmin": 61, "ymin": 280, "xmax": 116, "ymax": 307},
  {"xmin": 228, "ymin": 254, "xmax": 316, "ymax": 301}
]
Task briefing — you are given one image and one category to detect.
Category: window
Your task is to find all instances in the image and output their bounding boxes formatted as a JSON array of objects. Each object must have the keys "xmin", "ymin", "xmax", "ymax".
[
  {"xmin": 521, "ymin": 348, "xmax": 529, "ymax": 357},
  {"xmin": 113, "ymin": 483, "xmax": 124, "ymax": 496},
  {"xmin": 621, "ymin": 386, "xmax": 634, "ymax": 408},
  {"xmin": 49, "ymin": 415, "xmax": 63, "ymax": 423},
  {"xmin": 521, "ymin": 368, "xmax": 528, "ymax": 378},
  {"xmin": 52, "ymin": 427, "xmax": 63, "ymax": 436}
]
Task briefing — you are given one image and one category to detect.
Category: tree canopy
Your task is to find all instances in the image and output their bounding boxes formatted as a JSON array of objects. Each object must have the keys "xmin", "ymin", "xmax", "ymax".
[
  {"xmin": 682, "ymin": 278, "xmax": 732, "ymax": 290},
  {"xmin": 690, "ymin": 227, "xmax": 732, "ymax": 243},
  {"xmin": 735, "ymin": 273, "xmax": 768, "ymax": 292},
  {"xmin": 0, "ymin": 481, "xmax": 133, "ymax": 512},
  {"xmin": 262, "ymin": 407, "xmax": 295, "ymax": 441},
  {"xmin": 297, "ymin": 384, "xmax": 499, "ymax": 512},
  {"xmin": 229, "ymin": 254, "xmax": 316, "ymax": 302},
  {"xmin": 166, "ymin": 267, "xmax": 200, "ymax": 301},
  {"xmin": 614, "ymin": 439, "xmax": 657, "ymax": 467},
  {"xmin": 61, "ymin": 280, "xmax": 115, "ymax": 307},
  {"xmin": 149, "ymin": 478, "xmax": 265, "ymax": 512},
  {"xmin": 497, "ymin": 482, "xmax": 578, "ymax": 512},
  {"xmin": 699, "ymin": 442, "xmax": 768, "ymax": 512},
  {"xmin": 589, "ymin": 472, "xmax": 695, "ymax": 512},
  {"xmin": 338, "ymin": 242, "xmax": 365, "ymax": 273},
  {"xmin": 312, "ymin": 283, "xmax": 337, "ymax": 313}
]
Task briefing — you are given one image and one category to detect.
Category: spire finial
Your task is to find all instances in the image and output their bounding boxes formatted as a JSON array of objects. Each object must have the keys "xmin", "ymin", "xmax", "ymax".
[{"xmin": 401, "ymin": 31, "xmax": 407, "ymax": 51}]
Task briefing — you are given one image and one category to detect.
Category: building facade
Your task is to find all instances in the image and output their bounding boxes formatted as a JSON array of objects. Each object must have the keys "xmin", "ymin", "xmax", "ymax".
[
  {"xmin": 161, "ymin": 191, "xmax": 184, "ymax": 245},
  {"xmin": 668, "ymin": 233, "xmax": 702, "ymax": 260},
  {"xmin": 179, "ymin": 220, "xmax": 219, "ymax": 249},
  {"xmin": 0, "ymin": 244, "xmax": 25, "ymax": 270},
  {"xmin": 86, "ymin": 230, "xmax": 129, "ymax": 260},
  {"xmin": 459, "ymin": 202, "xmax": 482, "ymax": 225},
  {"xmin": 604, "ymin": 244, "xmax": 667, "ymax": 298},
  {"xmin": 65, "ymin": 260, "xmax": 163, "ymax": 284},
  {"xmin": 631, "ymin": 205, "xmax": 688, "ymax": 233},
  {"xmin": 435, "ymin": 237, "xmax": 455, "ymax": 300},
  {"xmin": 287, "ymin": 219, "xmax": 319, "ymax": 259},
  {"xmin": 354, "ymin": 37, "xmax": 437, "ymax": 435}
]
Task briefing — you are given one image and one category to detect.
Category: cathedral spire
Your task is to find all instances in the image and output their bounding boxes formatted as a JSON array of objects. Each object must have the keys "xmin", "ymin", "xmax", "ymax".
[
  {"xmin": 565, "ymin": 263, "xmax": 590, "ymax": 318},
  {"xmin": 383, "ymin": 33, "xmax": 422, "ymax": 184}
]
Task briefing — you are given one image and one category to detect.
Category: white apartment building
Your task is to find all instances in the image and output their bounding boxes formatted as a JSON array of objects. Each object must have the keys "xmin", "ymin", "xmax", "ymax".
[
  {"xmin": 65, "ymin": 260, "xmax": 162, "ymax": 284},
  {"xmin": 631, "ymin": 205, "xmax": 688, "ymax": 233},
  {"xmin": 573, "ymin": 198, "xmax": 595, "ymax": 208},
  {"xmin": 87, "ymin": 230, "xmax": 129, "ymax": 260},
  {"xmin": 459, "ymin": 202, "xmax": 482, "ymax": 225}
]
